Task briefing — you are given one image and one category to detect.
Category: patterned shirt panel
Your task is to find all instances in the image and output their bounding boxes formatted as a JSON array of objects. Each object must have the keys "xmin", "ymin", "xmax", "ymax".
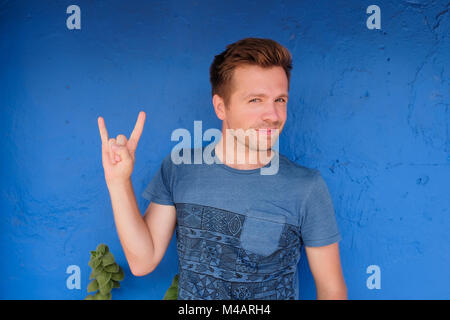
[{"xmin": 175, "ymin": 203, "xmax": 301, "ymax": 300}]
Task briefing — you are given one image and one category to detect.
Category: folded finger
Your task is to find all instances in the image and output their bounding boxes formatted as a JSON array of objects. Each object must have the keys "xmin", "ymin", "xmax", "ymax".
[{"xmin": 109, "ymin": 138, "xmax": 117, "ymax": 164}]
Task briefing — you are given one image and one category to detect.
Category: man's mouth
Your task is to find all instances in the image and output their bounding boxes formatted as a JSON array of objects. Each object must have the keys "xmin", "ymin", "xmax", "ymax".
[{"xmin": 255, "ymin": 128, "xmax": 277, "ymax": 134}]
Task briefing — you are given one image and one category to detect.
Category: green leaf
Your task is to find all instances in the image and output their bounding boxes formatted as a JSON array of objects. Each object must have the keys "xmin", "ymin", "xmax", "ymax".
[
  {"xmin": 94, "ymin": 258, "xmax": 102, "ymax": 269},
  {"xmin": 101, "ymin": 252, "xmax": 115, "ymax": 266},
  {"xmin": 94, "ymin": 263, "xmax": 103, "ymax": 273},
  {"xmin": 84, "ymin": 294, "xmax": 95, "ymax": 300},
  {"xmin": 94, "ymin": 291, "xmax": 111, "ymax": 300},
  {"xmin": 96, "ymin": 244, "xmax": 106, "ymax": 255},
  {"xmin": 163, "ymin": 274, "xmax": 179, "ymax": 300},
  {"xmin": 96, "ymin": 244, "xmax": 109, "ymax": 257},
  {"xmin": 112, "ymin": 280, "xmax": 120, "ymax": 289},
  {"xmin": 89, "ymin": 269, "xmax": 96, "ymax": 280},
  {"xmin": 104, "ymin": 263, "xmax": 119, "ymax": 273},
  {"xmin": 99, "ymin": 279, "xmax": 113, "ymax": 295},
  {"xmin": 94, "ymin": 264, "xmax": 104, "ymax": 274},
  {"xmin": 111, "ymin": 266, "xmax": 124, "ymax": 281},
  {"xmin": 88, "ymin": 257, "xmax": 95, "ymax": 268},
  {"xmin": 96, "ymin": 270, "xmax": 112, "ymax": 287},
  {"xmin": 89, "ymin": 263, "xmax": 103, "ymax": 280},
  {"xmin": 93, "ymin": 292, "xmax": 102, "ymax": 300},
  {"xmin": 90, "ymin": 251, "xmax": 97, "ymax": 258},
  {"xmin": 88, "ymin": 255, "xmax": 102, "ymax": 269},
  {"xmin": 100, "ymin": 292, "xmax": 112, "ymax": 300},
  {"xmin": 87, "ymin": 279, "xmax": 99, "ymax": 293}
]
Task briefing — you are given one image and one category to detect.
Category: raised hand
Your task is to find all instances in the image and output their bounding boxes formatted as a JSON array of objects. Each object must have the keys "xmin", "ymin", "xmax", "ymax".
[{"xmin": 97, "ymin": 111, "xmax": 146, "ymax": 186}]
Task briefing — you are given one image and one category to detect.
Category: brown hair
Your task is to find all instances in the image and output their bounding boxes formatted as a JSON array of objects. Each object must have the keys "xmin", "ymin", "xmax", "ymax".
[{"xmin": 209, "ymin": 37, "xmax": 293, "ymax": 108}]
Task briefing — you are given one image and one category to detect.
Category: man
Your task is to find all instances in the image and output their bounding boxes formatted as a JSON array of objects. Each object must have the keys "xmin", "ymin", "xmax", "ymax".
[{"xmin": 97, "ymin": 38, "xmax": 347, "ymax": 300}]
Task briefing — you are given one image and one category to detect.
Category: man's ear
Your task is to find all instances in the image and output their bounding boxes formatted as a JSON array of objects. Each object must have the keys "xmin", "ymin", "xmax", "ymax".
[{"xmin": 212, "ymin": 94, "xmax": 226, "ymax": 121}]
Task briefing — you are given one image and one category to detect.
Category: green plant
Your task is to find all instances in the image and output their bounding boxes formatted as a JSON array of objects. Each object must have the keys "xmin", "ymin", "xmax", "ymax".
[
  {"xmin": 85, "ymin": 244, "xmax": 124, "ymax": 300},
  {"xmin": 163, "ymin": 274, "xmax": 179, "ymax": 300}
]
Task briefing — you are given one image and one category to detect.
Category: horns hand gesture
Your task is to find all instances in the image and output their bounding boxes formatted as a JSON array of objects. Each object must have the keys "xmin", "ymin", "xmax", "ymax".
[{"xmin": 97, "ymin": 111, "xmax": 146, "ymax": 186}]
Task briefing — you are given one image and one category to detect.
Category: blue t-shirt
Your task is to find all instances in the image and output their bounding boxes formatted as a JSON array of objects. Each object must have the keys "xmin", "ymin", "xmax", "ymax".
[{"xmin": 142, "ymin": 144, "xmax": 342, "ymax": 300}]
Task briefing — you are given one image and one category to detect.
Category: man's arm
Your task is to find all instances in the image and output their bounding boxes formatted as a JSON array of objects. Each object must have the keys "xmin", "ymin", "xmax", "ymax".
[
  {"xmin": 97, "ymin": 112, "xmax": 176, "ymax": 277},
  {"xmin": 108, "ymin": 180, "xmax": 176, "ymax": 277},
  {"xmin": 305, "ymin": 242, "xmax": 347, "ymax": 299},
  {"xmin": 142, "ymin": 200, "xmax": 177, "ymax": 273}
]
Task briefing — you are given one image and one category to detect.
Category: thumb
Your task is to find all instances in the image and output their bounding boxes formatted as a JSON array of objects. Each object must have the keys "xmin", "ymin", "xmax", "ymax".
[{"xmin": 111, "ymin": 143, "xmax": 132, "ymax": 161}]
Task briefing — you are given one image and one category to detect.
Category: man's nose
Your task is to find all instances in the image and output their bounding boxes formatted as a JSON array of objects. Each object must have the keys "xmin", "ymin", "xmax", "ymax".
[{"xmin": 261, "ymin": 102, "xmax": 281, "ymax": 123}]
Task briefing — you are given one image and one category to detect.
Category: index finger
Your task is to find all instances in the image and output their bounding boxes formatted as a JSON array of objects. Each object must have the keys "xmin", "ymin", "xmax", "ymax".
[
  {"xmin": 128, "ymin": 111, "xmax": 146, "ymax": 147},
  {"xmin": 97, "ymin": 116, "xmax": 109, "ymax": 145}
]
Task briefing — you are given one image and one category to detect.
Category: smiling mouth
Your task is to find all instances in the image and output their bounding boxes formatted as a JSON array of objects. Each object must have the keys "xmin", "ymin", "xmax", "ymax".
[{"xmin": 256, "ymin": 128, "xmax": 278, "ymax": 134}]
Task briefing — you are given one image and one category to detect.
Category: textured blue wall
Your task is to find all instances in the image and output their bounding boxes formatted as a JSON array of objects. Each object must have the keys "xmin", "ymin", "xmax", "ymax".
[{"xmin": 0, "ymin": 0, "xmax": 449, "ymax": 299}]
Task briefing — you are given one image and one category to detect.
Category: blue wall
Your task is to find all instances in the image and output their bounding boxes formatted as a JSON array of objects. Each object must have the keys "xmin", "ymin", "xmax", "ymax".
[{"xmin": 1, "ymin": 0, "xmax": 449, "ymax": 299}]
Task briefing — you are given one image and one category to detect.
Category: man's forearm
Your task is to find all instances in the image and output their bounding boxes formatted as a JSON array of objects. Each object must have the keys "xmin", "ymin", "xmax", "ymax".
[
  {"xmin": 107, "ymin": 179, "xmax": 154, "ymax": 274},
  {"xmin": 316, "ymin": 287, "xmax": 348, "ymax": 300}
]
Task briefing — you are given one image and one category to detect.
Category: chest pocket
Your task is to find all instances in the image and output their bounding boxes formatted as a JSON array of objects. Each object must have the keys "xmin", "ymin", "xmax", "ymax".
[{"xmin": 239, "ymin": 206, "xmax": 286, "ymax": 257}]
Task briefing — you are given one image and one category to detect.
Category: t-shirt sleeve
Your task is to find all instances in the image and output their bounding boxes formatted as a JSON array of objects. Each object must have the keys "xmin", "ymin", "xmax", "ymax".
[
  {"xmin": 300, "ymin": 170, "xmax": 342, "ymax": 247},
  {"xmin": 141, "ymin": 153, "xmax": 175, "ymax": 206}
]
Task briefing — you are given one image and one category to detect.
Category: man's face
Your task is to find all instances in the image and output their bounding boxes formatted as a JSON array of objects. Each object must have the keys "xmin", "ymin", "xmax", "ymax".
[{"xmin": 219, "ymin": 64, "xmax": 288, "ymax": 152}]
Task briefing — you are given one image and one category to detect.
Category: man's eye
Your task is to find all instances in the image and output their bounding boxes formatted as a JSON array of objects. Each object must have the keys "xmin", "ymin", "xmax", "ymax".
[
  {"xmin": 276, "ymin": 98, "xmax": 287, "ymax": 103},
  {"xmin": 249, "ymin": 98, "xmax": 260, "ymax": 103}
]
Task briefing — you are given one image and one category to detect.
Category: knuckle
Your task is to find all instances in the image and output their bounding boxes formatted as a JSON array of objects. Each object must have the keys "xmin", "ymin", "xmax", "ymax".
[{"xmin": 116, "ymin": 134, "xmax": 126, "ymax": 140}]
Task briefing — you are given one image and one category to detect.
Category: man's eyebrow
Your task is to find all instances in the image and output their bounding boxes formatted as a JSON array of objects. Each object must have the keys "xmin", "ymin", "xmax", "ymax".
[{"xmin": 243, "ymin": 93, "xmax": 289, "ymax": 99}]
